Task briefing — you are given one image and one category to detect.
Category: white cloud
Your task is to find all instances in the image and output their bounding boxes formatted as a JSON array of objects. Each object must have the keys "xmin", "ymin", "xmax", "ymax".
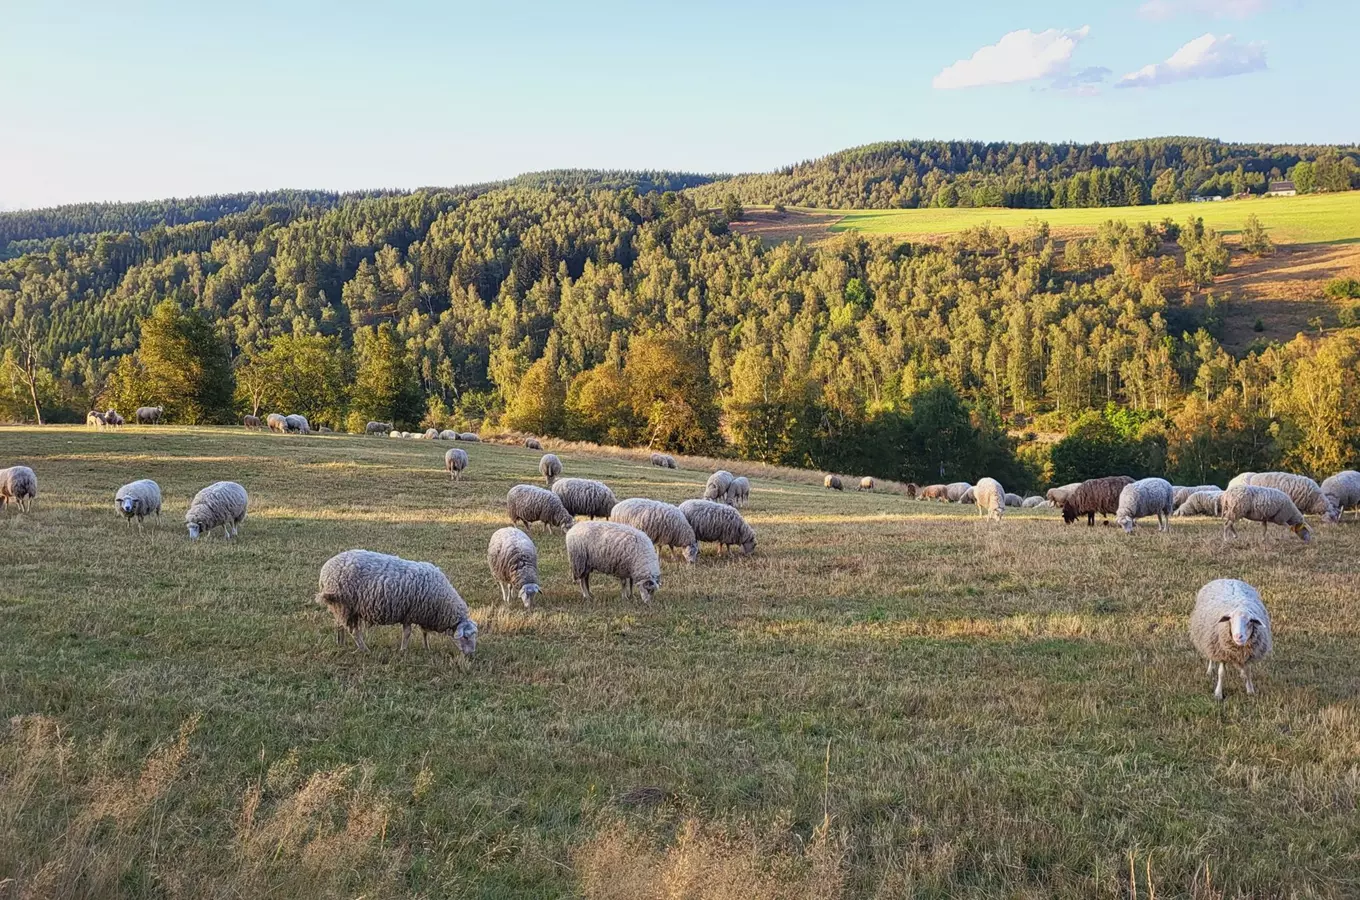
[
  {"xmin": 1049, "ymin": 66, "xmax": 1112, "ymax": 94},
  {"xmin": 932, "ymin": 26, "xmax": 1091, "ymax": 90},
  {"xmin": 1137, "ymin": 0, "xmax": 1268, "ymax": 20},
  {"xmin": 1118, "ymin": 33, "xmax": 1266, "ymax": 87}
]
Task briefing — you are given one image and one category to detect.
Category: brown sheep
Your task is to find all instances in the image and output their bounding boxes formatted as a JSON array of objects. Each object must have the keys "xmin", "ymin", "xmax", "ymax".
[
  {"xmin": 1061, "ymin": 476, "xmax": 1134, "ymax": 526},
  {"xmin": 919, "ymin": 484, "xmax": 949, "ymax": 502}
]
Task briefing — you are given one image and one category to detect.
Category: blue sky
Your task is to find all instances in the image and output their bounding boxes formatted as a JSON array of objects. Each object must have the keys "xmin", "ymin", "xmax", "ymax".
[{"xmin": 1, "ymin": 0, "xmax": 1354, "ymax": 209}]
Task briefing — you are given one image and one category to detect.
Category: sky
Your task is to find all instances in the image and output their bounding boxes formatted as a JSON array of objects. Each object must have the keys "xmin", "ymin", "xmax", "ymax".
[{"xmin": 1, "ymin": 0, "xmax": 1355, "ymax": 209}]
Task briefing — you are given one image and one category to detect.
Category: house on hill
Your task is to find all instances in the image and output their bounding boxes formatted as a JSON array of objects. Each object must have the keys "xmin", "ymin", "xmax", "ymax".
[{"xmin": 1266, "ymin": 180, "xmax": 1297, "ymax": 196}]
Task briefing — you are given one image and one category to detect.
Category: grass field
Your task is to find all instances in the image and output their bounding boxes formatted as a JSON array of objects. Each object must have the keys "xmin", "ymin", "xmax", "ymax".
[
  {"xmin": 827, "ymin": 191, "xmax": 1360, "ymax": 245},
  {"xmin": 2, "ymin": 427, "xmax": 1359, "ymax": 898}
]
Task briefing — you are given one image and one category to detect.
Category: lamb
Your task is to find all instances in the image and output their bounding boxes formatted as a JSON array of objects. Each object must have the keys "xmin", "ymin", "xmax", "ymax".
[
  {"xmin": 1236, "ymin": 472, "xmax": 1340, "ymax": 524},
  {"xmin": 444, "ymin": 448, "xmax": 469, "ymax": 481},
  {"xmin": 705, "ymin": 470, "xmax": 736, "ymax": 502},
  {"xmin": 539, "ymin": 453, "xmax": 562, "ymax": 486},
  {"xmin": 1172, "ymin": 484, "xmax": 1220, "ymax": 510},
  {"xmin": 565, "ymin": 521, "xmax": 661, "ymax": 603},
  {"xmin": 507, "ymin": 484, "xmax": 575, "ymax": 533},
  {"xmin": 1115, "ymin": 477, "xmax": 1174, "ymax": 533},
  {"xmin": 86, "ymin": 410, "xmax": 107, "ymax": 429},
  {"xmin": 1045, "ymin": 482, "xmax": 1083, "ymax": 506},
  {"xmin": 610, "ymin": 497, "xmax": 699, "ymax": 563},
  {"xmin": 553, "ymin": 477, "xmax": 617, "ymax": 519},
  {"xmin": 243, "ymin": 415, "xmax": 262, "ymax": 429},
  {"xmin": 103, "ymin": 408, "xmax": 124, "ymax": 426},
  {"xmin": 1004, "ymin": 493, "xmax": 1024, "ymax": 508},
  {"xmin": 678, "ymin": 498, "xmax": 757, "ymax": 556},
  {"xmin": 1061, "ymin": 476, "xmax": 1134, "ymax": 526},
  {"xmin": 1321, "ymin": 470, "xmax": 1360, "ymax": 521},
  {"xmin": 524, "ymin": 437, "xmax": 543, "ymax": 450},
  {"xmin": 1190, "ymin": 579, "xmax": 1273, "ymax": 701},
  {"xmin": 316, "ymin": 549, "xmax": 477, "ymax": 654},
  {"xmin": 0, "ymin": 466, "xmax": 38, "ymax": 512},
  {"xmin": 267, "ymin": 413, "xmax": 288, "ymax": 433},
  {"xmin": 1172, "ymin": 489, "xmax": 1223, "ymax": 518},
  {"xmin": 944, "ymin": 482, "xmax": 972, "ymax": 503},
  {"xmin": 973, "ymin": 477, "xmax": 1005, "ymax": 521},
  {"xmin": 366, "ymin": 421, "xmax": 393, "ymax": 435},
  {"xmin": 824, "ymin": 474, "xmax": 844, "ymax": 491},
  {"xmin": 459, "ymin": 433, "xmax": 481, "ymax": 442},
  {"xmin": 858, "ymin": 477, "xmax": 875, "ymax": 492},
  {"xmin": 184, "ymin": 481, "xmax": 248, "ymax": 540},
  {"xmin": 1221, "ymin": 485, "xmax": 1311, "ymax": 543},
  {"xmin": 919, "ymin": 484, "xmax": 949, "ymax": 502},
  {"xmin": 729, "ymin": 476, "xmax": 751, "ymax": 508},
  {"xmin": 439, "ymin": 429, "xmax": 458, "ymax": 441},
  {"xmin": 486, "ymin": 527, "xmax": 541, "ymax": 609},
  {"xmin": 114, "ymin": 479, "xmax": 162, "ymax": 530},
  {"xmin": 135, "ymin": 406, "xmax": 163, "ymax": 425},
  {"xmin": 1021, "ymin": 496, "xmax": 1049, "ymax": 509}
]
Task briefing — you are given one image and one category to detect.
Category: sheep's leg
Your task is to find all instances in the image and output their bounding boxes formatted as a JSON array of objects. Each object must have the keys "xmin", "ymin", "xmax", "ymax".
[
  {"xmin": 578, "ymin": 574, "xmax": 593, "ymax": 602},
  {"xmin": 621, "ymin": 579, "xmax": 632, "ymax": 602},
  {"xmin": 1242, "ymin": 665, "xmax": 1256, "ymax": 695},
  {"xmin": 421, "ymin": 629, "xmax": 430, "ymax": 650},
  {"xmin": 1214, "ymin": 662, "xmax": 1225, "ymax": 701},
  {"xmin": 335, "ymin": 626, "xmax": 345, "ymax": 647},
  {"xmin": 1261, "ymin": 521, "xmax": 1269, "ymax": 542},
  {"xmin": 1207, "ymin": 659, "xmax": 1215, "ymax": 676},
  {"xmin": 352, "ymin": 624, "xmax": 369, "ymax": 652},
  {"xmin": 400, "ymin": 624, "xmax": 411, "ymax": 652}
]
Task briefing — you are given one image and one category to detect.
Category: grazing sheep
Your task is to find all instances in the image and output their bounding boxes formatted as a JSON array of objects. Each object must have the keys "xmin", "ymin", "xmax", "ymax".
[
  {"xmin": 565, "ymin": 521, "xmax": 661, "ymax": 603},
  {"xmin": 103, "ymin": 408, "xmax": 124, "ymax": 427},
  {"xmin": 1115, "ymin": 477, "xmax": 1174, "ymax": 533},
  {"xmin": 944, "ymin": 482, "xmax": 972, "ymax": 503},
  {"xmin": 1190, "ymin": 579, "xmax": 1273, "ymax": 701},
  {"xmin": 973, "ymin": 477, "xmax": 1005, "ymax": 521},
  {"xmin": 1173, "ymin": 489, "xmax": 1224, "ymax": 518},
  {"xmin": 553, "ymin": 477, "xmax": 617, "ymax": 519},
  {"xmin": 1062, "ymin": 476, "xmax": 1134, "ymax": 526},
  {"xmin": 1321, "ymin": 470, "xmax": 1360, "ymax": 521},
  {"xmin": 678, "ymin": 498, "xmax": 757, "ymax": 556},
  {"xmin": 824, "ymin": 474, "xmax": 844, "ymax": 491},
  {"xmin": 1237, "ymin": 472, "xmax": 1341, "ymax": 524},
  {"xmin": 444, "ymin": 448, "xmax": 469, "ymax": 481},
  {"xmin": 1226, "ymin": 472, "xmax": 1255, "ymax": 489},
  {"xmin": 243, "ymin": 414, "xmax": 262, "ymax": 429},
  {"xmin": 610, "ymin": 497, "xmax": 699, "ymax": 563},
  {"xmin": 135, "ymin": 406, "xmax": 163, "ymax": 425},
  {"xmin": 487, "ymin": 527, "xmax": 541, "ymax": 609},
  {"xmin": 507, "ymin": 484, "xmax": 575, "ymax": 533},
  {"xmin": 317, "ymin": 549, "xmax": 477, "ymax": 654},
  {"xmin": 184, "ymin": 481, "xmax": 248, "ymax": 540},
  {"xmin": 729, "ymin": 476, "xmax": 751, "ymax": 508},
  {"xmin": 524, "ymin": 437, "xmax": 543, "ymax": 450},
  {"xmin": 959, "ymin": 486, "xmax": 976, "ymax": 505},
  {"xmin": 663, "ymin": 454, "xmax": 678, "ymax": 469},
  {"xmin": 1172, "ymin": 485, "xmax": 1221, "ymax": 510},
  {"xmin": 650, "ymin": 452, "xmax": 668, "ymax": 468},
  {"xmin": 459, "ymin": 433, "xmax": 481, "ymax": 442},
  {"xmin": 439, "ymin": 429, "xmax": 458, "ymax": 440},
  {"xmin": 1045, "ymin": 482, "xmax": 1083, "ymax": 506},
  {"xmin": 424, "ymin": 428, "xmax": 440, "ymax": 440},
  {"xmin": 539, "ymin": 453, "xmax": 562, "ymax": 486},
  {"xmin": 267, "ymin": 413, "xmax": 288, "ymax": 433},
  {"xmin": 858, "ymin": 477, "xmax": 875, "ymax": 492},
  {"xmin": 919, "ymin": 484, "xmax": 949, "ymax": 502},
  {"xmin": 1004, "ymin": 492, "xmax": 1023, "ymax": 508},
  {"xmin": 705, "ymin": 470, "xmax": 736, "ymax": 502},
  {"xmin": 389, "ymin": 430, "xmax": 402, "ymax": 439},
  {"xmin": 366, "ymin": 421, "xmax": 392, "ymax": 435},
  {"xmin": 1021, "ymin": 496, "xmax": 1049, "ymax": 509},
  {"xmin": 86, "ymin": 410, "xmax": 107, "ymax": 429},
  {"xmin": 0, "ymin": 466, "xmax": 38, "ymax": 512},
  {"xmin": 284, "ymin": 414, "xmax": 310, "ymax": 434},
  {"xmin": 114, "ymin": 479, "xmax": 162, "ymax": 529},
  {"xmin": 1221, "ymin": 485, "xmax": 1311, "ymax": 543}
]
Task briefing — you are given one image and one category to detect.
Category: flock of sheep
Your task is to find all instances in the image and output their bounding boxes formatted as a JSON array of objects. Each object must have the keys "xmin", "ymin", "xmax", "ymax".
[{"xmin": 86, "ymin": 405, "xmax": 162, "ymax": 428}]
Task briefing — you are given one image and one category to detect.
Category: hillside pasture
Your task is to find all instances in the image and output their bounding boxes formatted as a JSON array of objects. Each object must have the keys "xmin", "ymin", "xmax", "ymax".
[{"xmin": 1, "ymin": 427, "xmax": 1358, "ymax": 897}]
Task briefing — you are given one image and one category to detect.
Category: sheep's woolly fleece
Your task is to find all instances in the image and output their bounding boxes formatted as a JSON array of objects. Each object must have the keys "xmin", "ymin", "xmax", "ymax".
[{"xmin": 317, "ymin": 549, "xmax": 476, "ymax": 654}]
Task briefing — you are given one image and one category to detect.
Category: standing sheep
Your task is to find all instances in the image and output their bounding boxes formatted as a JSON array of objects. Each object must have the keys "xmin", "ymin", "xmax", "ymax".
[
  {"xmin": 678, "ymin": 499, "xmax": 757, "ymax": 556},
  {"xmin": 1045, "ymin": 483, "xmax": 1083, "ymax": 506},
  {"xmin": 565, "ymin": 521, "xmax": 661, "ymax": 603},
  {"xmin": 944, "ymin": 482, "xmax": 972, "ymax": 503},
  {"xmin": 1190, "ymin": 579, "xmax": 1272, "ymax": 701},
  {"xmin": 1237, "ymin": 472, "xmax": 1341, "ymax": 524},
  {"xmin": 1004, "ymin": 493, "xmax": 1023, "ymax": 508},
  {"xmin": 1115, "ymin": 477, "xmax": 1174, "ymax": 533},
  {"xmin": 243, "ymin": 415, "xmax": 262, "ymax": 429},
  {"xmin": 0, "ymin": 466, "xmax": 38, "ymax": 512},
  {"xmin": 267, "ymin": 413, "xmax": 287, "ymax": 433},
  {"xmin": 86, "ymin": 410, "xmax": 107, "ymax": 429},
  {"xmin": 439, "ymin": 429, "xmax": 459, "ymax": 441},
  {"xmin": 649, "ymin": 452, "xmax": 668, "ymax": 468},
  {"xmin": 284, "ymin": 414, "xmax": 311, "ymax": 434},
  {"xmin": 858, "ymin": 477, "xmax": 875, "ymax": 492},
  {"xmin": 959, "ymin": 486, "xmax": 976, "ymax": 505},
  {"xmin": 1172, "ymin": 485, "xmax": 1221, "ymax": 510},
  {"xmin": 1220, "ymin": 485, "xmax": 1311, "ymax": 543},
  {"xmin": 317, "ymin": 549, "xmax": 478, "ymax": 654},
  {"xmin": 366, "ymin": 421, "xmax": 392, "ymax": 435},
  {"xmin": 487, "ymin": 527, "xmax": 541, "ymax": 609},
  {"xmin": 114, "ymin": 479, "xmax": 162, "ymax": 530},
  {"xmin": 824, "ymin": 474, "xmax": 844, "ymax": 492},
  {"xmin": 444, "ymin": 448, "xmax": 469, "ymax": 482},
  {"xmin": 729, "ymin": 476, "xmax": 751, "ymax": 508},
  {"xmin": 135, "ymin": 406, "xmax": 163, "ymax": 425},
  {"xmin": 423, "ymin": 428, "xmax": 440, "ymax": 440},
  {"xmin": 705, "ymin": 470, "xmax": 736, "ymax": 502},
  {"xmin": 1172, "ymin": 489, "xmax": 1223, "ymax": 518},
  {"xmin": 524, "ymin": 437, "xmax": 543, "ymax": 450},
  {"xmin": 103, "ymin": 409, "xmax": 124, "ymax": 427},
  {"xmin": 973, "ymin": 477, "xmax": 1005, "ymax": 521},
  {"xmin": 610, "ymin": 497, "xmax": 699, "ymax": 563},
  {"xmin": 539, "ymin": 453, "xmax": 562, "ymax": 486},
  {"xmin": 919, "ymin": 484, "xmax": 949, "ymax": 502},
  {"xmin": 1321, "ymin": 470, "xmax": 1360, "ymax": 521},
  {"xmin": 507, "ymin": 484, "xmax": 575, "ymax": 533},
  {"xmin": 1061, "ymin": 476, "xmax": 1134, "ymax": 526},
  {"xmin": 184, "ymin": 481, "xmax": 249, "ymax": 540},
  {"xmin": 552, "ymin": 477, "xmax": 617, "ymax": 519}
]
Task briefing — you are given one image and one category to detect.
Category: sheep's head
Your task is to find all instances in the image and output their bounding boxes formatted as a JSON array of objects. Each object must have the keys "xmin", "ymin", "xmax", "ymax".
[
  {"xmin": 1117, "ymin": 514, "xmax": 1135, "ymax": 534},
  {"xmin": 518, "ymin": 583, "xmax": 540, "ymax": 609},
  {"xmin": 452, "ymin": 619, "xmax": 478, "ymax": 656},
  {"xmin": 1220, "ymin": 610, "xmax": 1264, "ymax": 647},
  {"xmin": 186, "ymin": 521, "xmax": 203, "ymax": 540},
  {"xmin": 1061, "ymin": 501, "xmax": 1078, "ymax": 524},
  {"xmin": 683, "ymin": 542, "xmax": 699, "ymax": 564},
  {"xmin": 118, "ymin": 497, "xmax": 138, "ymax": 516},
  {"xmin": 740, "ymin": 532, "xmax": 757, "ymax": 556},
  {"xmin": 1292, "ymin": 522, "xmax": 1312, "ymax": 542},
  {"xmin": 636, "ymin": 575, "xmax": 660, "ymax": 604},
  {"xmin": 1322, "ymin": 500, "xmax": 1342, "ymax": 525},
  {"xmin": 559, "ymin": 514, "xmax": 576, "ymax": 531}
]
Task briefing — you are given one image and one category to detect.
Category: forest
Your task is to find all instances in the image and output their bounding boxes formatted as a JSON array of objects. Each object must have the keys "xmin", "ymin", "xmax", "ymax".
[{"xmin": 2, "ymin": 170, "xmax": 1358, "ymax": 488}]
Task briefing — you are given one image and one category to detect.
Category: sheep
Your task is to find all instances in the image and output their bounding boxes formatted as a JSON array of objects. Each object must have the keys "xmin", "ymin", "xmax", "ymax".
[
  {"xmin": 1045, "ymin": 482, "xmax": 1083, "ymax": 506},
  {"xmin": 539, "ymin": 453, "xmax": 562, "ymax": 486},
  {"xmin": 389, "ymin": 430, "xmax": 402, "ymax": 438},
  {"xmin": 487, "ymin": 527, "xmax": 541, "ymax": 609},
  {"xmin": 284, "ymin": 414, "xmax": 311, "ymax": 434},
  {"xmin": 919, "ymin": 484, "xmax": 949, "ymax": 502},
  {"xmin": 243, "ymin": 414, "xmax": 262, "ymax": 429},
  {"xmin": 944, "ymin": 482, "xmax": 972, "ymax": 503},
  {"xmin": 824, "ymin": 474, "xmax": 844, "ymax": 492},
  {"xmin": 1190, "ymin": 579, "xmax": 1272, "ymax": 701},
  {"xmin": 135, "ymin": 406, "xmax": 163, "ymax": 425},
  {"xmin": 904, "ymin": 483, "xmax": 919, "ymax": 499},
  {"xmin": 524, "ymin": 437, "xmax": 543, "ymax": 450},
  {"xmin": 114, "ymin": 479, "xmax": 162, "ymax": 530},
  {"xmin": 1021, "ymin": 496, "xmax": 1048, "ymax": 509},
  {"xmin": 959, "ymin": 486, "xmax": 976, "ymax": 505},
  {"xmin": 1321, "ymin": 470, "xmax": 1360, "ymax": 521},
  {"xmin": 86, "ymin": 410, "xmax": 107, "ymax": 429},
  {"xmin": 1221, "ymin": 485, "xmax": 1312, "ymax": 543},
  {"xmin": 184, "ymin": 481, "xmax": 248, "ymax": 540},
  {"xmin": 1004, "ymin": 492, "xmax": 1024, "ymax": 508},
  {"xmin": 663, "ymin": 454, "xmax": 678, "ymax": 469},
  {"xmin": 439, "ymin": 429, "xmax": 459, "ymax": 441},
  {"xmin": 678, "ymin": 498, "xmax": 757, "ymax": 557},
  {"xmin": 366, "ymin": 421, "xmax": 392, "ymax": 435},
  {"xmin": 565, "ymin": 521, "xmax": 661, "ymax": 603},
  {"xmin": 444, "ymin": 448, "xmax": 469, "ymax": 482},
  {"xmin": 1172, "ymin": 489, "xmax": 1223, "ymax": 518},
  {"xmin": 1115, "ymin": 477, "xmax": 1174, "ymax": 533},
  {"xmin": 1237, "ymin": 472, "xmax": 1341, "ymax": 524},
  {"xmin": 1061, "ymin": 476, "xmax": 1134, "ymax": 526},
  {"xmin": 553, "ymin": 477, "xmax": 617, "ymax": 520},
  {"xmin": 424, "ymin": 428, "xmax": 440, "ymax": 440},
  {"xmin": 317, "ymin": 549, "xmax": 477, "ymax": 654},
  {"xmin": 103, "ymin": 408, "xmax": 124, "ymax": 427},
  {"xmin": 858, "ymin": 476, "xmax": 875, "ymax": 492},
  {"xmin": 973, "ymin": 477, "xmax": 1005, "ymax": 521},
  {"xmin": 459, "ymin": 433, "xmax": 481, "ymax": 442},
  {"xmin": 650, "ymin": 452, "xmax": 669, "ymax": 468},
  {"xmin": 507, "ymin": 484, "xmax": 575, "ymax": 533},
  {"xmin": 267, "ymin": 413, "xmax": 288, "ymax": 433},
  {"xmin": 705, "ymin": 470, "xmax": 736, "ymax": 502},
  {"xmin": 1172, "ymin": 484, "xmax": 1221, "ymax": 510},
  {"xmin": 729, "ymin": 476, "xmax": 751, "ymax": 508},
  {"xmin": 610, "ymin": 497, "xmax": 699, "ymax": 564},
  {"xmin": 1226, "ymin": 472, "xmax": 1255, "ymax": 489},
  {"xmin": 0, "ymin": 466, "xmax": 38, "ymax": 512},
  {"xmin": 318, "ymin": 426, "xmax": 333, "ymax": 434}
]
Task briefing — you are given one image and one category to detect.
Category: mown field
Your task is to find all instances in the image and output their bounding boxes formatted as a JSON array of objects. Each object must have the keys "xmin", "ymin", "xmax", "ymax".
[
  {"xmin": 2, "ymin": 426, "xmax": 1358, "ymax": 898},
  {"xmin": 827, "ymin": 191, "xmax": 1360, "ymax": 245}
]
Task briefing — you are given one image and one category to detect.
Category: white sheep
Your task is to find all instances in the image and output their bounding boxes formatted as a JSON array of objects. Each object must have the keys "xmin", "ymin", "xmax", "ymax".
[
  {"xmin": 945, "ymin": 482, "xmax": 972, "ymax": 503},
  {"xmin": 444, "ymin": 448, "xmax": 469, "ymax": 481},
  {"xmin": 858, "ymin": 477, "xmax": 875, "ymax": 492},
  {"xmin": 507, "ymin": 484, "xmax": 575, "ymax": 533},
  {"xmin": 1115, "ymin": 477, "xmax": 1173, "ymax": 533},
  {"xmin": 524, "ymin": 437, "xmax": 543, "ymax": 450},
  {"xmin": 552, "ymin": 477, "xmax": 617, "ymax": 519},
  {"xmin": 317, "ymin": 549, "xmax": 477, "ymax": 654},
  {"xmin": 366, "ymin": 421, "xmax": 393, "ymax": 435},
  {"xmin": 1190, "ymin": 578, "xmax": 1272, "ymax": 701},
  {"xmin": 459, "ymin": 433, "xmax": 481, "ymax": 442},
  {"xmin": 706, "ymin": 470, "xmax": 736, "ymax": 502},
  {"xmin": 649, "ymin": 452, "xmax": 669, "ymax": 468},
  {"xmin": 1321, "ymin": 470, "xmax": 1360, "ymax": 521},
  {"xmin": 610, "ymin": 497, "xmax": 699, "ymax": 563},
  {"xmin": 424, "ymin": 428, "xmax": 440, "ymax": 440},
  {"xmin": 86, "ymin": 410, "xmax": 107, "ymax": 429},
  {"xmin": 267, "ymin": 413, "xmax": 288, "ymax": 433},
  {"xmin": 487, "ymin": 527, "xmax": 541, "ymax": 609},
  {"xmin": 135, "ymin": 406, "xmax": 163, "ymax": 425},
  {"xmin": 284, "ymin": 414, "xmax": 311, "ymax": 434},
  {"xmin": 0, "ymin": 465, "xmax": 38, "ymax": 512},
  {"xmin": 184, "ymin": 481, "xmax": 248, "ymax": 540},
  {"xmin": 1044, "ymin": 482, "xmax": 1083, "ymax": 506},
  {"xmin": 1221, "ymin": 485, "xmax": 1311, "ymax": 543},
  {"xmin": 678, "ymin": 498, "xmax": 756, "ymax": 556},
  {"xmin": 1172, "ymin": 484, "xmax": 1220, "ymax": 510},
  {"xmin": 539, "ymin": 453, "xmax": 562, "ymax": 486},
  {"xmin": 1021, "ymin": 496, "xmax": 1049, "ymax": 509},
  {"xmin": 729, "ymin": 476, "xmax": 751, "ymax": 507},
  {"xmin": 1237, "ymin": 472, "xmax": 1340, "ymax": 524},
  {"xmin": 824, "ymin": 474, "xmax": 843, "ymax": 492},
  {"xmin": 565, "ymin": 521, "xmax": 661, "ymax": 603},
  {"xmin": 959, "ymin": 486, "xmax": 976, "ymax": 505},
  {"xmin": 973, "ymin": 477, "xmax": 1004, "ymax": 521},
  {"xmin": 1004, "ymin": 492, "xmax": 1023, "ymax": 508},
  {"xmin": 439, "ymin": 429, "xmax": 459, "ymax": 441},
  {"xmin": 1172, "ymin": 489, "xmax": 1223, "ymax": 518},
  {"xmin": 114, "ymin": 479, "xmax": 162, "ymax": 530}
]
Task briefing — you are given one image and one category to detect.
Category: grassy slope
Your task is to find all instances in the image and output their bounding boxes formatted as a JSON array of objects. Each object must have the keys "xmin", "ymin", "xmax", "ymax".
[
  {"xmin": 828, "ymin": 191, "xmax": 1360, "ymax": 245},
  {"xmin": 2, "ymin": 427, "xmax": 1358, "ymax": 897}
]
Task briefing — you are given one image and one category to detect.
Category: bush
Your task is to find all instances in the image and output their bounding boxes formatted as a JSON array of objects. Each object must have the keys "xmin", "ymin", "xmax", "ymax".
[{"xmin": 1324, "ymin": 278, "xmax": 1360, "ymax": 300}]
